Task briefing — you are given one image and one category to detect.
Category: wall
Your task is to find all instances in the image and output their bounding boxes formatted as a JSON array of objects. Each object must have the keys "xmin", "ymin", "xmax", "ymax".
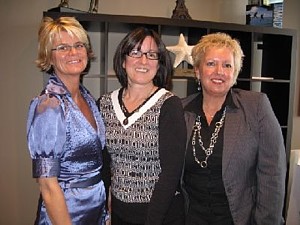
[
  {"xmin": 283, "ymin": 0, "xmax": 300, "ymax": 149},
  {"xmin": 0, "ymin": 0, "xmax": 298, "ymax": 224}
]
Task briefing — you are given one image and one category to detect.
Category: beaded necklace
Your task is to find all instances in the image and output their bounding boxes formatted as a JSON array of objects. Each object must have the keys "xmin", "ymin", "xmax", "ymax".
[
  {"xmin": 119, "ymin": 87, "xmax": 158, "ymax": 125},
  {"xmin": 192, "ymin": 107, "xmax": 226, "ymax": 168}
]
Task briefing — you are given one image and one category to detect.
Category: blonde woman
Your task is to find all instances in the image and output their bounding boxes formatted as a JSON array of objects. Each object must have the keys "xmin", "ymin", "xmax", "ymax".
[
  {"xmin": 27, "ymin": 17, "xmax": 108, "ymax": 224},
  {"xmin": 182, "ymin": 32, "xmax": 286, "ymax": 225}
]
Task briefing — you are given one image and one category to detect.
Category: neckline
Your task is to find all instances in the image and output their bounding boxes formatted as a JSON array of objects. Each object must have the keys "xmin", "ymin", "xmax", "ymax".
[
  {"xmin": 111, "ymin": 88, "xmax": 169, "ymax": 129},
  {"xmin": 118, "ymin": 87, "xmax": 160, "ymax": 125}
]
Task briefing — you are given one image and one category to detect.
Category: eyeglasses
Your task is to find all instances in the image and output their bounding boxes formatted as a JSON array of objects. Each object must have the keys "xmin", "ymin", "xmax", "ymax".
[
  {"xmin": 51, "ymin": 42, "xmax": 86, "ymax": 53},
  {"xmin": 128, "ymin": 49, "xmax": 160, "ymax": 60}
]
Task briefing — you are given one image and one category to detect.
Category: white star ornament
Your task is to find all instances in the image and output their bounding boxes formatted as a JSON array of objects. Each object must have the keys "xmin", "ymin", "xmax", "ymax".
[{"xmin": 166, "ymin": 33, "xmax": 194, "ymax": 68}]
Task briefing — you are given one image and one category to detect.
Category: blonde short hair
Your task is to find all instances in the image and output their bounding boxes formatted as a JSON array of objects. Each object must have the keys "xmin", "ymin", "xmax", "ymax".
[
  {"xmin": 192, "ymin": 32, "xmax": 244, "ymax": 80},
  {"xmin": 36, "ymin": 16, "xmax": 94, "ymax": 72}
]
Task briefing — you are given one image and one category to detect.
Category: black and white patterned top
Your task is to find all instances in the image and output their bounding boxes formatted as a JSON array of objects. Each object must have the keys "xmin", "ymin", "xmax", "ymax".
[{"xmin": 98, "ymin": 88, "xmax": 187, "ymax": 224}]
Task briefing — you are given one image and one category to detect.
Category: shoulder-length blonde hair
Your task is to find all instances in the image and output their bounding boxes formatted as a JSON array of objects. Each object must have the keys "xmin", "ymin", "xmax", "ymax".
[{"xmin": 36, "ymin": 16, "xmax": 94, "ymax": 72}]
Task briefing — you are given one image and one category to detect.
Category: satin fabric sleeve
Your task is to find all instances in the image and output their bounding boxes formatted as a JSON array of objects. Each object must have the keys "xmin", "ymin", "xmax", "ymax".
[{"xmin": 27, "ymin": 94, "xmax": 66, "ymax": 178}]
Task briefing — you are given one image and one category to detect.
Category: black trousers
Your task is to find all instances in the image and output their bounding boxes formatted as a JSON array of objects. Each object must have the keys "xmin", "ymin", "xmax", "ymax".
[
  {"xmin": 111, "ymin": 193, "xmax": 185, "ymax": 225},
  {"xmin": 112, "ymin": 212, "xmax": 185, "ymax": 225},
  {"xmin": 111, "ymin": 212, "xmax": 143, "ymax": 225},
  {"xmin": 185, "ymin": 203, "xmax": 234, "ymax": 225}
]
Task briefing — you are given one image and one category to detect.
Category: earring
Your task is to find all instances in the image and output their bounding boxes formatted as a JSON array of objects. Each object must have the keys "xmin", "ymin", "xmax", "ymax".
[{"xmin": 196, "ymin": 78, "xmax": 201, "ymax": 91}]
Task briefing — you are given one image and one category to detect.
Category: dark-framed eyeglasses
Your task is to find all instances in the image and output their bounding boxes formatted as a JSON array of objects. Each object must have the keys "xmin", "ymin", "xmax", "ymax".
[
  {"xmin": 128, "ymin": 49, "xmax": 160, "ymax": 60},
  {"xmin": 51, "ymin": 42, "xmax": 86, "ymax": 53}
]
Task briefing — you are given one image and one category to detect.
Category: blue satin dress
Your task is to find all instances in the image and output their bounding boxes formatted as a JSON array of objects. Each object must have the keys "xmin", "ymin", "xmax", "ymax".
[{"xmin": 27, "ymin": 74, "xmax": 107, "ymax": 225}]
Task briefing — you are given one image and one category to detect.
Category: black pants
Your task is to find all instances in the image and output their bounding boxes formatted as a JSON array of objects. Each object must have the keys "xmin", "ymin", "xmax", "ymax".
[
  {"xmin": 112, "ymin": 212, "xmax": 185, "ymax": 225},
  {"xmin": 111, "ymin": 212, "xmax": 143, "ymax": 225},
  {"xmin": 185, "ymin": 204, "xmax": 234, "ymax": 225},
  {"xmin": 111, "ymin": 193, "xmax": 185, "ymax": 225}
]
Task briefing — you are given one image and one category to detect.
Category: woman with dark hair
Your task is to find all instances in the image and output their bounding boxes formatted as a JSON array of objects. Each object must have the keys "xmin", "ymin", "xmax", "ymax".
[{"xmin": 98, "ymin": 27, "xmax": 186, "ymax": 225}]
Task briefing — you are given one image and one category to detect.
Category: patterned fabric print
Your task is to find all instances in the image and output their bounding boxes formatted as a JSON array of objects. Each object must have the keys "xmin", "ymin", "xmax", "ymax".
[{"xmin": 100, "ymin": 90, "xmax": 173, "ymax": 203}]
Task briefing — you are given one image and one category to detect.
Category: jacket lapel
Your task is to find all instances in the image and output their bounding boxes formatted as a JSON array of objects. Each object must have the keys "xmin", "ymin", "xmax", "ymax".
[
  {"xmin": 184, "ymin": 111, "xmax": 197, "ymax": 149},
  {"xmin": 222, "ymin": 107, "xmax": 241, "ymax": 175}
]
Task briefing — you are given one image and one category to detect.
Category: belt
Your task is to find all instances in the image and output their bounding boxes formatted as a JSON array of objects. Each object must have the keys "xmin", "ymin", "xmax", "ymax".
[{"xmin": 60, "ymin": 173, "xmax": 102, "ymax": 188}]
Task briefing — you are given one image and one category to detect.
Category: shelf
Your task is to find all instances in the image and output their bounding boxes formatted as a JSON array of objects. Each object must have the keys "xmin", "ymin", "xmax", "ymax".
[
  {"xmin": 44, "ymin": 10, "xmax": 296, "ymax": 35},
  {"xmin": 44, "ymin": 10, "xmax": 297, "ymax": 156},
  {"xmin": 238, "ymin": 78, "xmax": 291, "ymax": 83}
]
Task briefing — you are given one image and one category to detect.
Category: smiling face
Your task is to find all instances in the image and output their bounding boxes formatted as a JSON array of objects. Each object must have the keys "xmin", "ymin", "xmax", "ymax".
[
  {"xmin": 122, "ymin": 36, "xmax": 159, "ymax": 88},
  {"xmin": 195, "ymin": 46, "xmax": 235, "ymax": 98},
  {"xmin": 50, "ymin": 31, "xmax": 88, "ymax": 79}
]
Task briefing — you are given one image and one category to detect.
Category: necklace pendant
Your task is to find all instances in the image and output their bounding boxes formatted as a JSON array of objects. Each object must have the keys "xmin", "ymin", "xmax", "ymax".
[
  {"xmin": 123, "ymin": 118, "xmax": 128, "ymax": 125},
  {"xmin": 200, "ymin": 161, "xmax": 208, "ymax": 168}
]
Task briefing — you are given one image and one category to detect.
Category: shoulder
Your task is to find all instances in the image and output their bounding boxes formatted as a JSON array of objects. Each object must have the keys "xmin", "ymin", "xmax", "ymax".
[
  {"xmin": 27, "ymin": 93, "xmax": 65, "ymax": 130},
  {"xmin": 181, "ymin": 92, "xmax": 200, "ymax": 108},
  {"xmin": 27, "ymin": 93, "xmax": 66, "ymax": 141},
  {"xmin": 29, "ymin": 93, "xmax": 62, "ymax": 115},
  {"xmin": 232, "ymin": 88, "xmax": 266, "ymax": 100},
  {"xmin": 160, "ymin": 92, "xmax": 185, "ymax": 119},
  {"xmin": 231, "ymin": 88, "xmax": 269, "ymax": 108},
  {"xmin": 230, "ymin": 88, "xmax": 276, "ymax": 124},
  {"xmin": 160, "ymin": 90, "xmax": 182, "ymax": 108},
  {"xmin": 97, "ymin": 90, "xmax": 115, "ymax": 104},
  {"xmin": 162, "ymin": 95, "xmax": 182, "ymax": 109},
  {"xmin": 98, "ymin": 90, "xmax": 117, "ymax": 102}
]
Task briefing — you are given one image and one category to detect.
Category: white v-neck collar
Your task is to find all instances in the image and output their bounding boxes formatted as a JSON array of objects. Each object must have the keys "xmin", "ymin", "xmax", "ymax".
[{"xmin": 111, "ymin": 88, "xmax": 168, "ymax": 129}]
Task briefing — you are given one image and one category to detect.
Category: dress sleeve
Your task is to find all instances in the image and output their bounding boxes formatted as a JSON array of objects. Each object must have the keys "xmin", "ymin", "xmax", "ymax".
[
  {"xmin": 145, "ymin": 95, "xmax": 187, "ymax": 225},
  {"xmin": 27, "ymin": 94, "xmax": 66, "ymax": 178}
]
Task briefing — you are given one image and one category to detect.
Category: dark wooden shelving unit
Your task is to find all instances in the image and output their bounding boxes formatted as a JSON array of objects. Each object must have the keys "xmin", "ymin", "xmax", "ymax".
[{"xmin": 44, "ymin": 9, "xmax": 297, "ymax": 158}]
